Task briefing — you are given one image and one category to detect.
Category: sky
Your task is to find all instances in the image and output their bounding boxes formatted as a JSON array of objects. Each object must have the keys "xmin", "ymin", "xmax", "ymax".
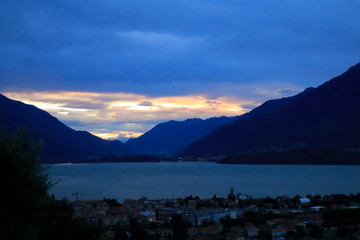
[{"xmin": 1, "ymin": 0, "xmax": 359, "ymax": 141}]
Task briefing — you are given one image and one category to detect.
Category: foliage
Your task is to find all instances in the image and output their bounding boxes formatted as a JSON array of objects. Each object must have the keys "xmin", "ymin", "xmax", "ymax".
[
  {"xmin": 129, "ymin": 217, "xmax": 149, "ymax": 240},
  {"xmin": 0, "ymin": 128, "xmax": 103, "ymax": 240},
  {"xmin": 114, "ymin": 230, "xmax": 130, "ymax": 240},
  {"xmin": 0, "ymin": 128, "xmax": 50, "ymax": 239},
  {"xmin": 103, "ymin": 197, "xmax": 122, "ymax": 207},
  {"xmin": 170, "ymin": 214, "xmax": 188, "ymax": 240},
  {"xmin": 38, "ymin": 197, "xmax": 103, "ymax": 240},
  {"xmin": 307, "ymin": 224, "xmax": 323, "ymax": 238},
  {"xmin": 220, "ymin": 214, "xmax": 233, "ymax": 231},
  {"xmin": 324, "ymin": 208, "xmax": 360, "ymax": 226}
]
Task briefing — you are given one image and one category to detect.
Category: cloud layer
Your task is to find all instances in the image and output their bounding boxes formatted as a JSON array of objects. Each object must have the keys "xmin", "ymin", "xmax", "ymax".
[
  {"xmin": 1, "ymin": 0, "xmax": 359, "ymax": 95},
  {"xmin": 1, "ymin": 0, "xmax": 359, "ymax": 139},
  {"xmin": 4, "ymin": 86, "xmax": 299, "ymax": 140}
]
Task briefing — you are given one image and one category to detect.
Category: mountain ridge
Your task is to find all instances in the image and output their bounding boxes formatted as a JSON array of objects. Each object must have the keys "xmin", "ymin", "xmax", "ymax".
[
  {"xmin": 2, "ymin": 62, "xmax": 359, "ymax": 164},
  {"xmin": 0, "ymin": 94, "xmax": 131, "ymax": 163},
  {"xmin": 182, "ymin": 62, "xmax": 360, "ymax": 157},
  {"xmin": 125, "ymin": 116, "xmax": 240, "ymax": 155}
]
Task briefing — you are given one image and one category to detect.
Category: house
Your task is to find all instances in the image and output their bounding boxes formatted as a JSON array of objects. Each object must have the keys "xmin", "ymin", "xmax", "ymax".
[
  {"xmin": 237, "ymin": 193, "xmax": 251, "ymax": 201},
  {"xmin": 245, "ymin": 223, "xmax": 259, "ymax": 238},
  {"xmin": 146, "ymin": 228, "xmax": 172, "ymax": 239},
  {"xmin": 267, "ymin": 218, "xmax": 288, "ymax": 227},
  {"xmin": 296, "ymin": 214, "xmax": 323, "ymax": 225},
  {"xmin": 299, "ymin": 198, "xmax": 311, "ymax": 208},
  {"xmin": 310, "ymin": 206, "xmax": 325, "ymax": 212},
  {"xmin": 192, "ymin": 209, "xmax": 228, "ymax": 225},
  {"xmin": 139, "ymin": 211, "xmax": 156, "ymax": 222},
  {"xmin": 158, "ymin": 207, "xmax": 180, "ymax": 222},
  {"xmin": 197, "ymin": 211, "xmax": 213, "ymax": 225},
  {"xmin": 229, "ymin": 209, "xmax": 244, "ymax": 219},
  {"xmin": 72, "ymin": 200, "xmax": 109, "ymax": 213},
  {"xmin": 226, "ymin": 231, "xmax": 246, "ymax": 240},
  {"xmin": 214, "ymin": 211, "xmax": 228, "ymax": 222},
  {"xmin": 231, "ymin": 225, "xmax": 245, "ymax": 234},
  {"xmin": 123, "ymin": 199, "xmax": 140, "ymax": 209},
  {"xmin": 188, "ymin": 199, "xmax": 199, "ymax": 207},
  {"xmin": 271, "ymin": 228, "xmax": 287, "ymax": 240},
  {"xmin": 73, "ymin": 205, "xmax": 108, "ymax": 225},
  {"xmin": 100, "ymin": 215, "xmax": 125, "ymax": 227},
  {"xmin": 188, "ymin": 223, "xmax": 223, "ymax": 237}
]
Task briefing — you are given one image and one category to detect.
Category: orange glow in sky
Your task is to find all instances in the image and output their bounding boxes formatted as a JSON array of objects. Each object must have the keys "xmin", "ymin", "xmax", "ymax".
[{"xmin": 3, "ymin": 89, "xmax": 299, "ymax": 140}]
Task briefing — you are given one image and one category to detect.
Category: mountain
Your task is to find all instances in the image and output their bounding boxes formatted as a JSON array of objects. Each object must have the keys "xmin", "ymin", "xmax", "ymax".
[
  {"xmin": 219, "ymin": 148, "xmax": 360, "ymax": 165},
  {"xmin": 183, "ymin": 62, "xmax": 360, "ymax": 157},
  {"xmin": 125, "ymin": 116, "xmax": 240, "ymax": 155},
  {"xmin": 0, "ymin": 94, "xmax": 131, "ymax": 163}
]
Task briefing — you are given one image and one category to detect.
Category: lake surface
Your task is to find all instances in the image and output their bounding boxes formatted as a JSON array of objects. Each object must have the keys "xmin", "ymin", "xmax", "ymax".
[{"xmin": 48, "ymin": 162, "xmax": 360, "ymax": 201}]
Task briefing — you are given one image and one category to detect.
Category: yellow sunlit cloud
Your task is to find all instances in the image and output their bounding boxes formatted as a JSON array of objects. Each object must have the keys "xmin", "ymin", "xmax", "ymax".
[
  {"xmin": 110, "ymin": 102, "xmax": 159, "ymax": 111},
  {"xmin": 92, "ymin": 131, "xmax": 143, "ymax": 140},
  {"xmin": 3, "ymin": 91, "xmax": 263, "ymax": 140}
]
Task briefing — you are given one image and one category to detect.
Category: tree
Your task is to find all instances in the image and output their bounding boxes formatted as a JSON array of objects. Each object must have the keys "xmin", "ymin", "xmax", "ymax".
[
  {"xmin": 37, "ymin": 198, "xmax": 102, "ymax": 240},
  {"xmin": 0, "ymin": 128, "xmax": 105, "ymax": 240},
  {"xmin": 129, "ymin": 217, "xmax": 149, "ymax": 240},
  {"xmin": 228, "ymin": 187, "xmax": 236, "ymax": 201},
  {"xmin": 307, "ymin": 224, "xmax": 323, "ymax": 238},
  {"xmin": 170, "ymin": 214, "xmax": 188, "ymax": 240},
  {"xmin": 155, "ymin": 208, "xmax": 160, "ymax": 223},
  {"xmin": 0, "ymin": 128, "xmax": 51, "ymax": 239},
  {"xmin": 220, "ymin": 215, "xmax": 232, "ymax": 232},
  {"xmin": 114, "ymin": 228, "xmax": 130, "ymax": 240}
]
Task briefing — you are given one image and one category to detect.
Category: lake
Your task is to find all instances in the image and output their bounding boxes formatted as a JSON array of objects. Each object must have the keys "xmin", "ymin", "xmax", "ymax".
[{"xmin": 48, "ymin": 162, "xmax": 360, "ymax": 201}]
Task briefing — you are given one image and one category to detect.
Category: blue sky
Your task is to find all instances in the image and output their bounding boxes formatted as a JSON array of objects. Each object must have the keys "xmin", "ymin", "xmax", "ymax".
[{"xmin": 1, "ymin": 0, "xmax": 359, "ymax": 141}]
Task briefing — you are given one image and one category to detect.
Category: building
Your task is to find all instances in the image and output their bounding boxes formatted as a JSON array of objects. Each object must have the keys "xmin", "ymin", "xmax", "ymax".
[
  {"xmin": 245, "ymin": 223, "xmax": 259, "ymax": 238},
  {"xmin": 271, "ymin": 228, "xmax": 287, "ymax": 240}
]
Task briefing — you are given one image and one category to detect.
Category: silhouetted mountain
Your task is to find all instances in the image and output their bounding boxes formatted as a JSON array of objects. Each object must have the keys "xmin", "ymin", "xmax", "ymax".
[
  {"xmin": 125, "ymin": 116, "xmax": 240, "ymax": 155},
  {"xmin": 218, "ymin": 148, "xmax": 360, "ymax": 165},
  {"xmin": 0, "ymin": 94, "xmax": 131, "ymax": 163},
  {"xmin": 183, "ymin": 62, "xmax": 360, "ymax": 157}
]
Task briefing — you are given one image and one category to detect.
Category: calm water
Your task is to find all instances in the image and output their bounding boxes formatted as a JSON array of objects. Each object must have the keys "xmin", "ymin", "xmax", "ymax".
[{"xmin": 48, "ymin": 162, "xmax": 360, "ymax": 201}]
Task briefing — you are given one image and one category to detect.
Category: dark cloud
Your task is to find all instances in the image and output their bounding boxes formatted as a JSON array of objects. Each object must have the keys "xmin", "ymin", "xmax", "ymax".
[
  {"xmin": 61, "ymin": 101, "xmax": 106, "ymax": 109},
  {"xmin": 205, "ymin": 100, "xmax": 221, "ymax": 105},
  {"xmin": 138, "ymin": 101, "xmax": 154, "ymax": 106},
  {"xmin": 240, "ymin": 104, "xmax": 259, "ymax": 110},
  {"xmin": 0, "ymin": 0, "xmax": 359, "ymax": 97}
]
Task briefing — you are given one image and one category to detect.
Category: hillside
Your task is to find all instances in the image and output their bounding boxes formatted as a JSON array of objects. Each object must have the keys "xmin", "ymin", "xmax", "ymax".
[
  {"xmin": 183, "ymin": 62, "xmax": 360, "ymax": 157},
  {"xmin": 125, "ymin": 116, "xmax": 239, "ymax": 155},
  {"xmin": 0, "ymin": 94, "xmax": 131, "ymax": 163}
]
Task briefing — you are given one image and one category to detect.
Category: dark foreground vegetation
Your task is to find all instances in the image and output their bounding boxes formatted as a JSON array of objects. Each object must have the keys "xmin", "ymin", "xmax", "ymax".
[
  {"xmin": 2, "ymin": 128, "xmax": 360, "ymax": 240},
  {"xmin": 0, "ymin": 128, "xmax": 104, "ymax": 240}
]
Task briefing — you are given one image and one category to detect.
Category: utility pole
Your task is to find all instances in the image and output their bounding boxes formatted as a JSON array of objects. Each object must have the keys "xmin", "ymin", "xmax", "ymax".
[{"xmin": 72, "ymin": 192, "xmax": 79, "ymax": 201}]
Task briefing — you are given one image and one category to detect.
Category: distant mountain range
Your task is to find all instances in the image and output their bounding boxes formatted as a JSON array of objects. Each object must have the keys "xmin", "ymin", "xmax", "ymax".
[
  {"xmin": 0, "ymin": 93, "xmax": 240, "ymax": 162},
  {"xmin": 0, "ymin": 94, "xmax": 131, "ymax": 163},
  {"xmin": 183, "ymin": 62, "xmax": 360, "ymax": 158},
  {"xmin": 125, "ymin": 116, "xmax": 240, "ymax": 156},
  {"xmin": 2, "ymin": 62, "xmax": 360, "ymax": 164}
]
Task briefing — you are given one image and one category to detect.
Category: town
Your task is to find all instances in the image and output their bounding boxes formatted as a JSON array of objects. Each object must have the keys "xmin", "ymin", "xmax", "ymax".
[{"xmin": 71, "ymin": 189, "xmax": 360, "ymax": 240}]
